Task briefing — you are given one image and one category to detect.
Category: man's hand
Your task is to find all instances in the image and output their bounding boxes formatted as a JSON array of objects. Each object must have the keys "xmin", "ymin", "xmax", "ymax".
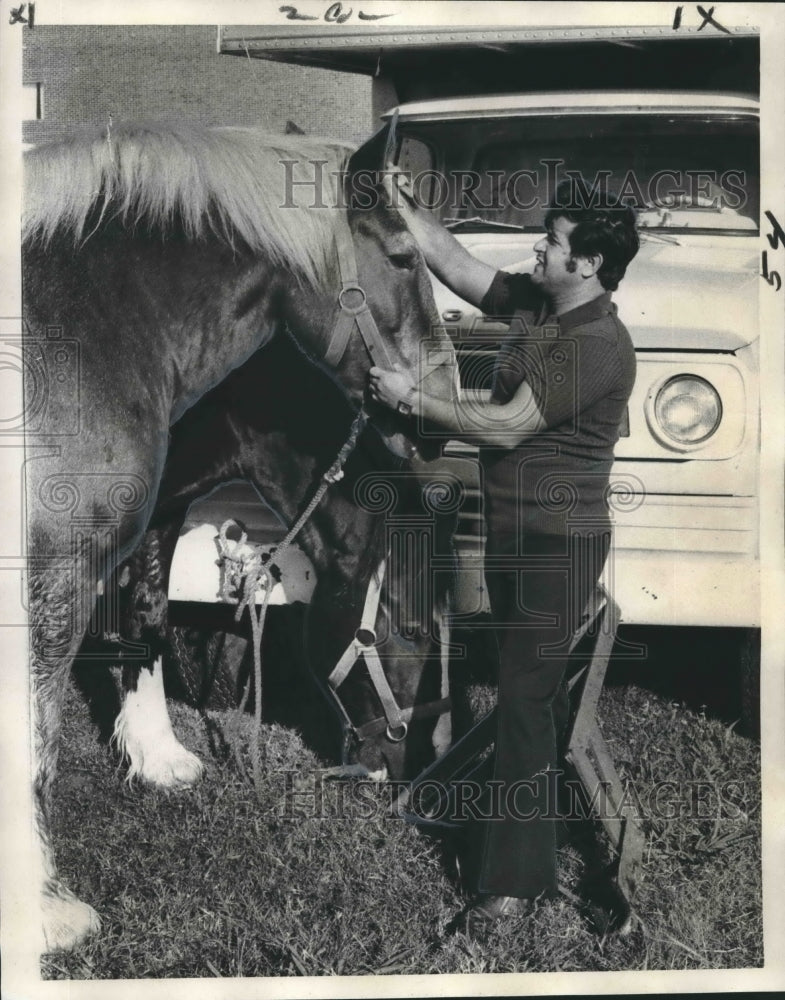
[
  {"xmin": 381, "ymin": 166, "xmax": 445, "ymax": 249},
  {"xmin": 369, "ymin": 365, "xmax": 416, "ymax": 414},
  {"xmin": 381, "ymin": 166, "xmax": 496, "ymax": 309},
  {"xmin": 370, "ymin": 362, "xmax": 546, "ymax": 447}
]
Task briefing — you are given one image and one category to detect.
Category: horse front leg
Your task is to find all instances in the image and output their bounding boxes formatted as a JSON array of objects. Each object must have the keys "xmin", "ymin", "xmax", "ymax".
[
  {"xmin": 31, "ymin": 564, "xmax": 102, "ymax": 952},
  {"xmin": 113, "ymin": 523, "xmax": 204, "ymax": 788},
  {"xmin": 114, "ymin": 657, "xmax": 204, "ymax": 788}
]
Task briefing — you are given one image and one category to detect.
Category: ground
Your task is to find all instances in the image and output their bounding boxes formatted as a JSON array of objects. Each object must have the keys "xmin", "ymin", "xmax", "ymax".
[{"xmin": 43, "ymin": 629, "xmax": 762, "ymax": 979}]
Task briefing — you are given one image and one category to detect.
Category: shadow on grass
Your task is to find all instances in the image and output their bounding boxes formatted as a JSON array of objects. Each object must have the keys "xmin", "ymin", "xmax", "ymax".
[
  {"xmin": 607, "ymin": 625, "xmax": 758, "ymax": 737},
  {"xmin": 449, "ymin": 620, "xmax": 759, "ymax": 739}
]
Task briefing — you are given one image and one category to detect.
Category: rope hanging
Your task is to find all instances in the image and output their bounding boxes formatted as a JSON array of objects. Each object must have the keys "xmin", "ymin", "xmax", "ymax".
[{"xmin": 217, "ymin": 406, "xmax": 368, "ymax": 799}]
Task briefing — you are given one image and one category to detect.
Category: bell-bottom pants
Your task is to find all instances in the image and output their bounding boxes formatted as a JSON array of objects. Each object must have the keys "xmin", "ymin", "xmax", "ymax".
[{"xmin": 477, "ymin": 528, "xmax": 611, "ymax": 899}]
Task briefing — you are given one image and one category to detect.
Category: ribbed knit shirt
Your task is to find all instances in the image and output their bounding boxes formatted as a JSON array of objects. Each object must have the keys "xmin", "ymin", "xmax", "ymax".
[{"xmin": 478, "ymin": 270, "xmax": 636, "ymax": 539}]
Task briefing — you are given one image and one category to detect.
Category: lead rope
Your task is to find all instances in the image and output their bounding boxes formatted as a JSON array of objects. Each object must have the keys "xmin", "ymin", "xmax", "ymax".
[{"xmin": 218, "ymin": 406, "xmax": 369, "ymax": 799}]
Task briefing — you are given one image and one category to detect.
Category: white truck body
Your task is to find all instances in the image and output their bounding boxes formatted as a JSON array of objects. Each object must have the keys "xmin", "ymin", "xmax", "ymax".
[{"xmin": 386, "ymin": 90, "xmax": 759, "ymax": 626}]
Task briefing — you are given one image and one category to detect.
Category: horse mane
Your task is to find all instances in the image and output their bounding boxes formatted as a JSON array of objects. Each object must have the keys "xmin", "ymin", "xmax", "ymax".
[{"xmin": 23, "ymin": 121, "xmax": 354, "ymax": 286}]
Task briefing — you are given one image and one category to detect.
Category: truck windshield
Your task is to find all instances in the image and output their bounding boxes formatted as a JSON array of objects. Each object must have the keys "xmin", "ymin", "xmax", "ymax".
[{"xmin": 401, "ymin": 113, "xmax": 759, "ymax": 233}]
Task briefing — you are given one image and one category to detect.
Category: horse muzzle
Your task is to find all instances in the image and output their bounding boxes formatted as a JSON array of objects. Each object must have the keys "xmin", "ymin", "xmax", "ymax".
[{"xmin": 364, "ymin": 397, "xmax": 442, "ymax": 463}]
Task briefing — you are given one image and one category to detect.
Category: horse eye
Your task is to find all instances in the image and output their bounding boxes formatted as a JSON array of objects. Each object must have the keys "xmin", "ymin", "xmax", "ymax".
[{"xmin": 388, "ymin": 252, "xmax": 418, "ymax": 271}]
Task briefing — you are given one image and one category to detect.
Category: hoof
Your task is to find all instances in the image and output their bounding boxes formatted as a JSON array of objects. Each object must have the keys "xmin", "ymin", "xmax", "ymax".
[
  {"xmin": 130, "ymin": 739, "xmax": 205, "ymax": 789},
  {"xmin": 114, "ymin": 657, "xmax": 204, "ymax": 790},
  {"xmin": 41, "ymin": 882, "xmax": 101, "ymax": 953}
]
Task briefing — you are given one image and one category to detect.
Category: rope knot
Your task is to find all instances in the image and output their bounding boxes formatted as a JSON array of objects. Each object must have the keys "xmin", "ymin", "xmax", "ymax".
[
  {"xmin": 217, "ymin": 520, "xmax": 270, "ymax": 622},
  {"xmin": 323, "ymin": 407, "xmax": 368, "ymax": 483}
]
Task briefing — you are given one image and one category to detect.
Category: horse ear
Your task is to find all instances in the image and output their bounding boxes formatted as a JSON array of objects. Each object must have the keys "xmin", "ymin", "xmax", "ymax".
[
  {"xmin": 346, "ymin": 113, "xmax": 399, "ymax": 210},
  {"xmin": 382, "ymin": 110, "xmax": 399, "ymax": 170},
  {"xmin": 347, "ymin": 111, "xmax": 399, "ymax": 176}
]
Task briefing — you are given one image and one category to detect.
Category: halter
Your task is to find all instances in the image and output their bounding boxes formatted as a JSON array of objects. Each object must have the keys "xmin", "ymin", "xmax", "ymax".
[
  {"xmin": 326, "ymin": 556, "xmax": 451, "ymax": 747},
  {"xmin": 323, "ymin": 211, "xmax": 397, "ymax": 371},
  {"xmin": 323, "ymin": 111, "xmax": 403, "ymax": 372},
  {"xmin": 321, "ymin": 216, "xmax": 451, "ymax": 746}
]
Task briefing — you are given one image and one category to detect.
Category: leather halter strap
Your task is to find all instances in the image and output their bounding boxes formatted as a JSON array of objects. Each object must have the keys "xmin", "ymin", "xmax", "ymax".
[
  {"xmin": 326, "ymin": 557, "xmax": 450, "ymax": 744},
  {"xmin": 354, "ymin": 698, "xmax": 452, "ymax": 742},
  {"xmin": 323, "ymin": 212, "xmax": 397, "ymax": 371}
]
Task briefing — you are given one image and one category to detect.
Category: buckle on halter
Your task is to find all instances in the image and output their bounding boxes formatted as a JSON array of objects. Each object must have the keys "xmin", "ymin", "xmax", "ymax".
[
  {"xmin": 338, "ymin": 284, "xmax": 367, "ymax": 314},
  {"xmin": 396, "ymin": 399, "xmax": 413, "ymax": 417},
  {"xmin": 386, "ymin": 721, "xmax": 408, "ymax": 743},
  {"xmin": 355, "ymin": 626, "xmax": 376, "ymax": 646}
]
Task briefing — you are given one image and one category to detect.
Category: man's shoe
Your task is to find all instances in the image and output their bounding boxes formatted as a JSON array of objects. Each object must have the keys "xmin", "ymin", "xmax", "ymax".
[{"xmin": 462, "ymin": 894, "xmax": 533, "ymax": 937}]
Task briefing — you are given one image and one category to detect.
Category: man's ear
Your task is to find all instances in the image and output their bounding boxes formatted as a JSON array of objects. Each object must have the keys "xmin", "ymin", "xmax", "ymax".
[{"xmin": 579, "ymin": 253, "xmax": 603, "ymax": 279}]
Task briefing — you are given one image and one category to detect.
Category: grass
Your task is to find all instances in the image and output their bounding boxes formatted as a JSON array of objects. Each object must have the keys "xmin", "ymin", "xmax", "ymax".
[{"xmin": 42, "ymin": 639, "xmax": 762, "ymax": 979}]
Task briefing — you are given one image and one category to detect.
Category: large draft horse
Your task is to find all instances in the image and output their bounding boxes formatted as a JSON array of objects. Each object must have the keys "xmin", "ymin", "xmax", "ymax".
[
  {"xmin": 114, "ymin": 329, "xmax": 457, "ymax": 789},
  {"xmin": 22, "ymin": 122, "xmax": 455, "ymax": 952}
]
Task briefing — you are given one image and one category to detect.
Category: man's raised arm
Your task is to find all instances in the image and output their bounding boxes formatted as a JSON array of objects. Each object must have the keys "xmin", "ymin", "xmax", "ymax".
[{"xmin": 385, "ymin": 172, "xmax": 497, "ymax": 308}]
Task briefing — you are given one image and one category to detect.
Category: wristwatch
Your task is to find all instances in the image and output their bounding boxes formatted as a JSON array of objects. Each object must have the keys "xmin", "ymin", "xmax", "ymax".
[{"xmin": 396, "ymin": 387, "xmax": 415, "ymax": 416}]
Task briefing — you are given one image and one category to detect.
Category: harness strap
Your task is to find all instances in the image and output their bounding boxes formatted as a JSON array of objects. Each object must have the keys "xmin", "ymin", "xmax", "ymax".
[
  {"xmin": 328, "ymin": 640, "xmax": 362, "ymax": 694},
  {"xmin": 328, "ymin": 555, "xmax": 431, "ymax": 742},
  {"xmin": 324, "ymin": 214, "xmax": 396, "ymax": 370},
  {"xmin": 362, "ymin": 645, "xmax": 406, "ymax": 735},
  {"xmin": 355, "ymin": 697, "xmax": 452, "ymax": 741},
  {"xmin": 327, "ymin": 558, "xmax": 386, "ymax": 689},
  {"xmin": 323, "ymin": 306, "xmax": 354, "ymax": 370}
]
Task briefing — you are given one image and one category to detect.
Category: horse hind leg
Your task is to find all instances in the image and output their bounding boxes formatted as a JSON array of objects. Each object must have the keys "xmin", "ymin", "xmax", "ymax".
[
  {"xmin": 114, "ymin": 655, "xmax": 204, "ymax": 788},
  {"xmin": 113, "ymin": 526, "xmax": 203, "ymax": 788},
  {"xmin": 30, "ymin": 565, "xmax": 101, "ymax": 952}
]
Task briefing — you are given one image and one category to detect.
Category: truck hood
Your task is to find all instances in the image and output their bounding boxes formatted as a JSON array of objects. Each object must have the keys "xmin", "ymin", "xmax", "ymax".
[
  {"xmin": 615, "ymin": 239, "xmax": 759, "ymax": 350},
  {"xmin": 441, "ymin": 234, "xmax": 759, "ymax": 351}
]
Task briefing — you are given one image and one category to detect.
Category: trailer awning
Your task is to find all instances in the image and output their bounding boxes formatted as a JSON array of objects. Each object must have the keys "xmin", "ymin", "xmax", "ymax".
[{"xmin": 218, "ymin": 24, "xmax": 759, "ymax": 101}]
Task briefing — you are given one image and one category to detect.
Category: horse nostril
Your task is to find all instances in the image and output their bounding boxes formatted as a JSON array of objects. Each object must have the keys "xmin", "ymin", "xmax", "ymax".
[{"xmin": 417, "ymin": 439, "xmax": 441, "ymax": 462}]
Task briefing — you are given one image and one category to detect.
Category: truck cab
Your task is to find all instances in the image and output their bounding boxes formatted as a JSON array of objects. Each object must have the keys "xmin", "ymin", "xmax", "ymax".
[{"xmin": 388, "ymin": 90, "xmax": 760, "ymax": 627}]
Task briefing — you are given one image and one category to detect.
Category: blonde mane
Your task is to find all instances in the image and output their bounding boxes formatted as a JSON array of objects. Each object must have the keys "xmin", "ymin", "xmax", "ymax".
[{"xmin": 23, "ymin": 121, "xmax": 355, "ymax": 286}]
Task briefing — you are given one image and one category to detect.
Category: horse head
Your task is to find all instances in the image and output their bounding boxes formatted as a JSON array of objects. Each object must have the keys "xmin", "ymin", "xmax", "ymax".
[{"xmin": 284, "ymin": 122, "xmax": 457, "ymax": 463}]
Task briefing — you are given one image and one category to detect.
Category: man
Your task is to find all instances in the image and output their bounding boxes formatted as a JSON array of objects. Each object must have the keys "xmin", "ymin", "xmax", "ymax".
[{"xmin": 369, "ymin": 177, "xmax": 639, "ymax": 935}]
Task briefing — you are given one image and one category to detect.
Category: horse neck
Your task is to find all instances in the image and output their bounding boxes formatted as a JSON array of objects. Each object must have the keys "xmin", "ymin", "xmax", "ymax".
[{"xmin": 31, "ymin": 228, "xmax": 298, "ymax": 425}]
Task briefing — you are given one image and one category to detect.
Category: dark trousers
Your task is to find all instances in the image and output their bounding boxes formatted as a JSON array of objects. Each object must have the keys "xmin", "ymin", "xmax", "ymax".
[{"xmin": 478, "ymin": 528, "xmax": 611, "ymax": 899}]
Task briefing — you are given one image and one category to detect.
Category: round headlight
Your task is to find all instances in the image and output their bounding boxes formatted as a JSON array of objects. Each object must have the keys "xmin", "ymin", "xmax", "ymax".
[{"xmin": 653, "ymin": 376, "xmax": 722, "ymax": 446}]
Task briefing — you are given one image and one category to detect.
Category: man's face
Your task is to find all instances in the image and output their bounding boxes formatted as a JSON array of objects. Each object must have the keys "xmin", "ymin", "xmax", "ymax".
[{"xmin": 532, "ymin": 215, "xmax": 581, "ymax": 296}]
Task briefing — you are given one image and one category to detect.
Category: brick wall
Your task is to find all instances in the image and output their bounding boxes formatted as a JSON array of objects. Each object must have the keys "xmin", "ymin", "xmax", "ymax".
[{"xmin": 22, "ymin": 25, "xmax": 372, "ymax": 146}]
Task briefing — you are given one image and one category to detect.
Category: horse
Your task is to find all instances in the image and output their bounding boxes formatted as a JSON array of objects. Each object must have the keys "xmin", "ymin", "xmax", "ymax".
[
  {"xmin": 22, "ymin": 120, "xmax": 456, "ymax": 952},
  {"xmin": 111, "ymin": 328, "xmax": 457, "ymax": 791}
]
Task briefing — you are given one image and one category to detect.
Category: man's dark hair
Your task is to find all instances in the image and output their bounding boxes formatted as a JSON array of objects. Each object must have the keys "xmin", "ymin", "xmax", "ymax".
[{"xmin": 545, "ymin": 180, "xmax": 639, "ymax": 291}]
